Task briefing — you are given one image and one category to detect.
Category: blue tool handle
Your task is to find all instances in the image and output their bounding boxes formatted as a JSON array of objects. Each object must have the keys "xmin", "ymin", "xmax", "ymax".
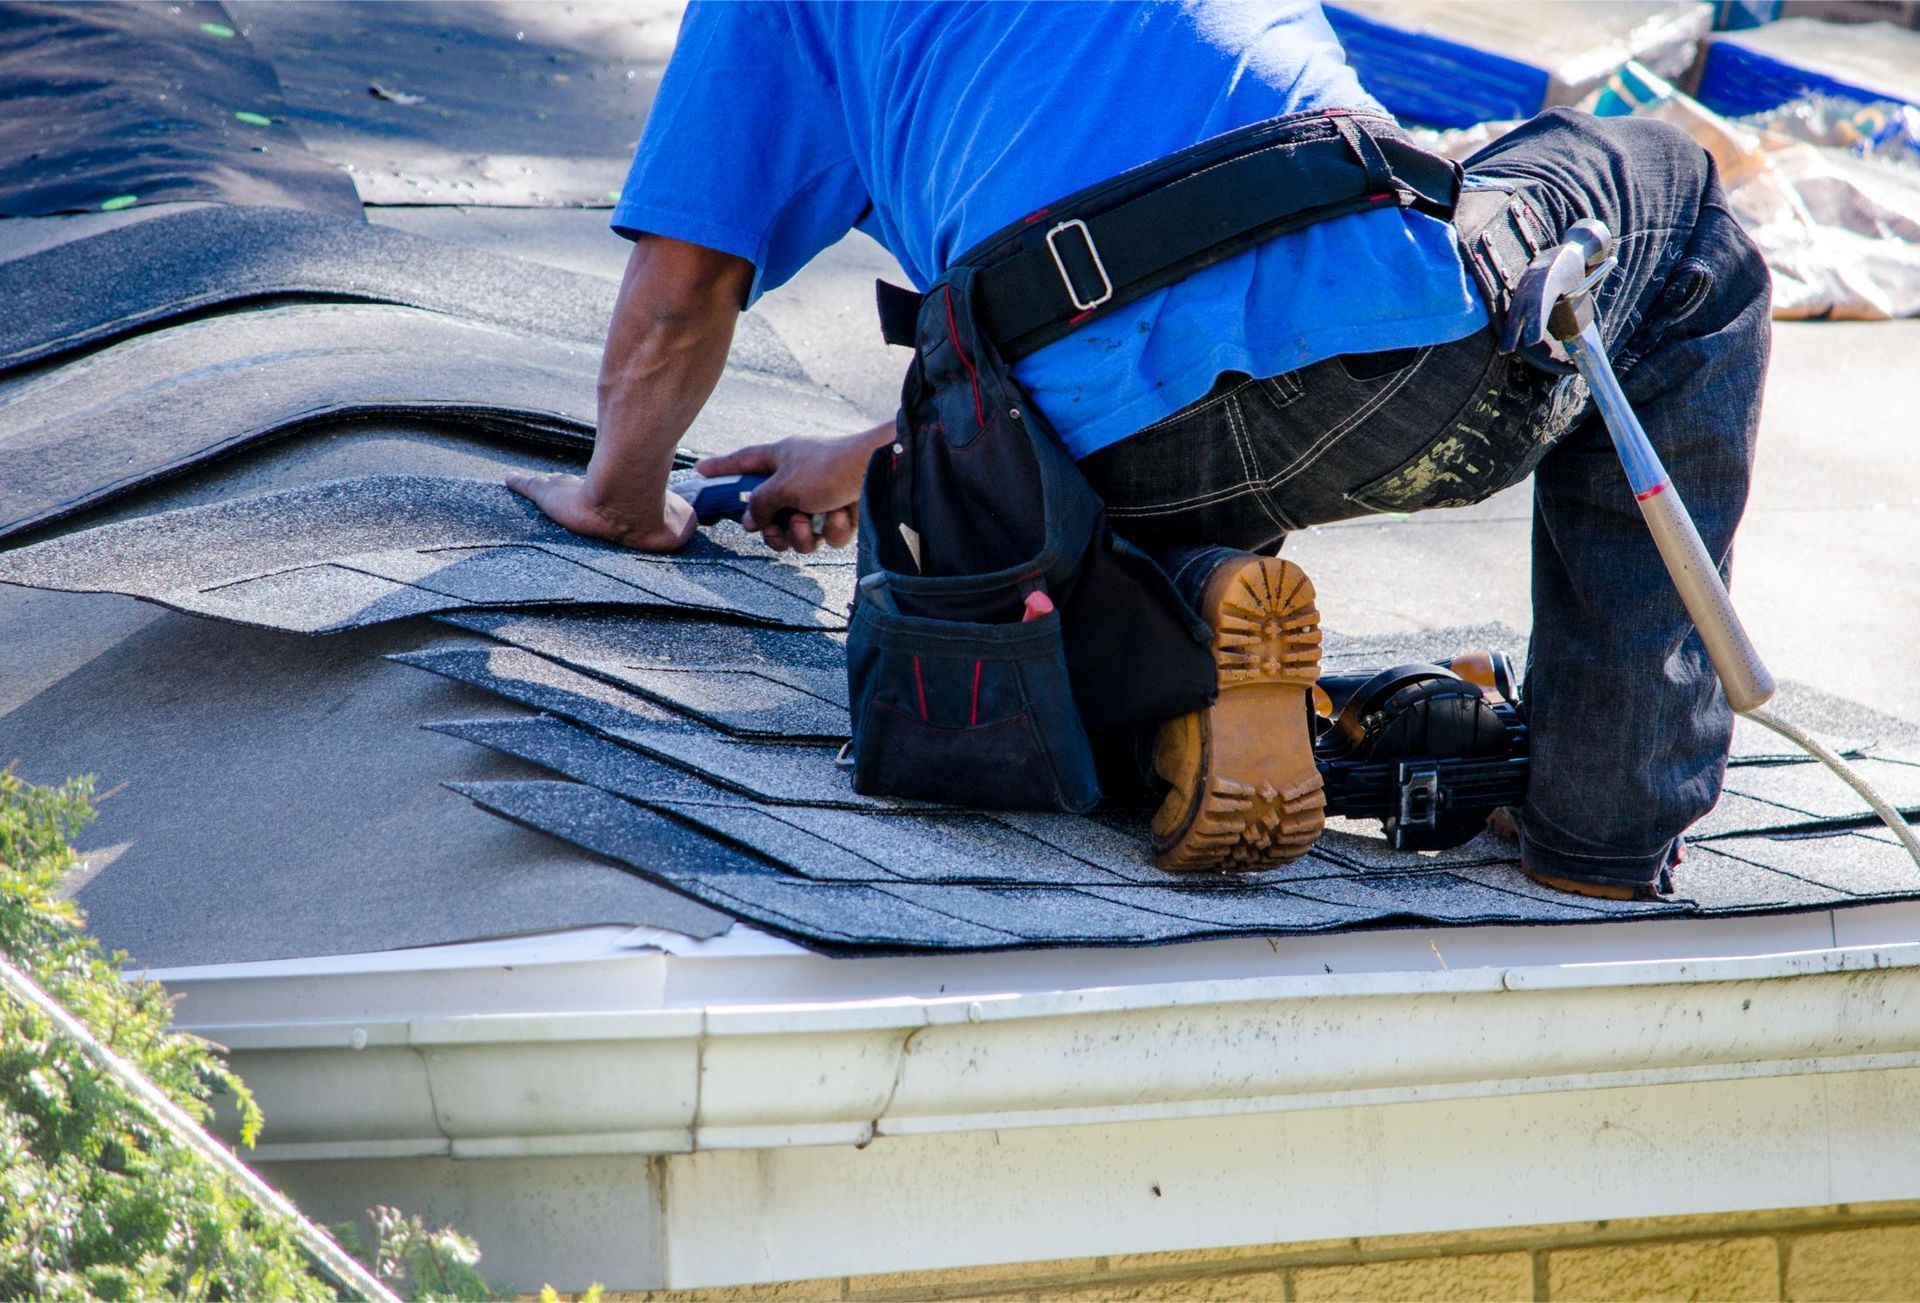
[
  {"xmin": 671, "ymin": 473, "xmax": 826, "ymax": 534},
  {"xmin": 671, "ymin": 473, "xmax": 768, "ymax": 525}
]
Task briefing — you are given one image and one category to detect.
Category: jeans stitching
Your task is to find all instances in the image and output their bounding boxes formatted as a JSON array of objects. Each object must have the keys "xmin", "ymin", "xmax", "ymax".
[
  {"xmin": 1229, "ymin": 395, "xmax": 1291, "ymax": 533},
  {"xmin": 1262, "ymin": 372, "xmax": 1304, "ymax": 407},
  {"xmin": 1166, "ymin": 548, "xmax": 1223, "ymax": 591},
  {"xmin": 1127, "ymin": 376, "xmax": 1259, "ymax": 437},
  {"xmin": 1108, "ymin": 482, "xmax": 1270, "ymax": 518},
  {"xmin": 1343, "ymin": 353, "xmax": 1523, "ymax": 513},
  {"xmin": 1261, "ymin": 345, "xmax": 1436, "ymax": 491}
]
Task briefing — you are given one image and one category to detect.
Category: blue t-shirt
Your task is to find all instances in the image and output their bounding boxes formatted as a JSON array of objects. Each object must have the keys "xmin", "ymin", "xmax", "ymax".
[{"xmin": 615, "ymin": 0, "xmax": 1487, "ymax": 458}]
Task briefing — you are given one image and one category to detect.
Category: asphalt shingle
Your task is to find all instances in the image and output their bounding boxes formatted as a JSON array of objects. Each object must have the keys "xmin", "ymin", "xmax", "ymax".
[
  {"xmin": 0, "ymin": 203, "xmax": 808, "ymax": 381},
  {"xmin": 397, "ymin": 646, "xmax": 700, "ymax": 736},
  {"xmin": 440, "ymin": 610, "xmax": 850, "ymax": 737},
  {"xmin": 1721, "ymin": 755, "xmax": 1920, "ymax": 826},
  {"xmin": 428, "ymin": 700, "xmax": 1920, "ymax": 952},
  {"xmin": 403, "ymin": 609, "xmax": 1920, "ymax": 952},
  {"xmin": 0, "ymin": 304, "xmax": 597, "ymax": 541},
  {"xmin": 0, "ymin": 476, "xmax": 854, "ymax": 633},
  {"xmin": 452, "ymin": 780, "xmax": 1023, "ymax": 948}
]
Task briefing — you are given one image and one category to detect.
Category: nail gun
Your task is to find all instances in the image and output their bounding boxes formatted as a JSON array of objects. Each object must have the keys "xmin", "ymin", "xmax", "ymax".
[{"xmin": 1315, "ymin": 651, "xmax": 1529, "ymax": 851}]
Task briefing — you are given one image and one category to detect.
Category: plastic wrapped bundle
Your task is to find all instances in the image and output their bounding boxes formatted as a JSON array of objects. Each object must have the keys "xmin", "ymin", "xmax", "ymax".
[
  {"xmin": 1697, "ymin": 18, "xmax": 1920, "ymax": 117},
  {"xmin": 1745, "ymin": 95, "xmax": 1920, "ymax": 171},
  {"xmin": 1592, "ymin": 62, "xmax": 1920, "ymax": 319},
  {"xmin": 1325, "ymin": 0, "xmax": 1712, "ymax": 128}
]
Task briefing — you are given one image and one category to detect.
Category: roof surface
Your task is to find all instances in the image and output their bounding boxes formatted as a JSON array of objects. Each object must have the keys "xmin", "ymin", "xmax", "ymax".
[{"xmin": 3, "ymin": 3, "xmax": 1919, "ymax": 968}]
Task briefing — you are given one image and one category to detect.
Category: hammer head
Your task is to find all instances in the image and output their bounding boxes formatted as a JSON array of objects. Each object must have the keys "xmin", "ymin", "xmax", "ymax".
[
  {"xmin": 1566, "ymin": 218, "xmax": 1615, "ymax": 271},
  {"xmin": 1497, "ymin": 218, "xmax": 1617, "ymax": 371}
]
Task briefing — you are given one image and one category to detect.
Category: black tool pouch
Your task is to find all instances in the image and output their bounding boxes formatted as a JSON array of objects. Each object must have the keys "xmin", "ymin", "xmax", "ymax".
[{"xmin": 848, "ymin": 266, "xmax": 1216, "ymax": 812}]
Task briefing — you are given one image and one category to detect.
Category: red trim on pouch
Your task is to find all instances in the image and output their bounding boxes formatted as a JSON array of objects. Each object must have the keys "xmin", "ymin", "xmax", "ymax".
[{"xmin": 943, "ymin": 285, "xmax": 986, "ymax": 430}]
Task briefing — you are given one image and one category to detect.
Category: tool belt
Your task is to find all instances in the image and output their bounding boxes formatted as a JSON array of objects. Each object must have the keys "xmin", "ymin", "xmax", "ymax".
[{"xmin": 849, "ymin": 109, "xmax": 1464, "ymax": 812}]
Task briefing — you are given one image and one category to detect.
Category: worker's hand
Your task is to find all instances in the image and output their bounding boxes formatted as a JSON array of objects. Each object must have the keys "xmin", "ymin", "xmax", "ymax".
[
  {"xmin": 695, "ymin": 431, "xmax": 880, "ymax": 554},
  {"xmin": 505, "ymin": 470, "xmax": 698, "ymax": 553}
]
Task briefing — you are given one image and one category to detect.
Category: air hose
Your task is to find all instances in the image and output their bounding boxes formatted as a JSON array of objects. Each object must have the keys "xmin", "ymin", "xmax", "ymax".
[{"xmin": 1740, "ymin": 706, "xmax": 1920, "ymax": 870}]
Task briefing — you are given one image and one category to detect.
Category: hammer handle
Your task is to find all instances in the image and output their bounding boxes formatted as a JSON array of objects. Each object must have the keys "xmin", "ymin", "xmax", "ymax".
[
  {"xmin": 1566, "ymin": 323, "xmax": 1775, "ymax": 713},
  {"xmin": 1636, "ymin": 478, "xmax": 1777, "ymax": 713}
]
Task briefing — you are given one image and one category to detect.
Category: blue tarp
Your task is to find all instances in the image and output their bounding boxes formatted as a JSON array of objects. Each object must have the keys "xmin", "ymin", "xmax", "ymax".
[{"xmin": 1698, "ymin": 20, "xmax": 1920, "ymax": 117}]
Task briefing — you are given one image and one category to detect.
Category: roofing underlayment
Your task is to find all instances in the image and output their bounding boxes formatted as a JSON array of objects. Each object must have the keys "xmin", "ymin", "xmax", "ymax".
[
  {"xmin": 5, "ymin": 1, "xmax": 1919, "ymax": 971},
  {"xmin": 0, "ymin": 2, "xmax": 364, "ymax": 218}
]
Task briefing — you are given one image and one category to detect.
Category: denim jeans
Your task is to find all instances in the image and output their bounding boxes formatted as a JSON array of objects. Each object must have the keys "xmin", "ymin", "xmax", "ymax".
[{"xmin": 1079, "ymin": 109, "xmax": 1773, "ymax": 891}]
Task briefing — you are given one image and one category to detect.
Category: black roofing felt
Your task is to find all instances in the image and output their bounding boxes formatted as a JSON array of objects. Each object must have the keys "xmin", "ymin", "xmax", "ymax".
[
  {"xmin": 225, "ymin": 0, "xmax": 665, "ymax": 208},
  {"xmin": 0, "ymin": 476, "xmax": 856, "ymax": 634},
  {"xmin": 0, "ymin": 605, "xmax": 731, "ymax": 968},
  {"xmin": 0, "ymin": 204, "xmax": 807, "ymax": 381},
  {"xmin": 0, "ymin": 2, "xmax": 363, "ymax": 220},
  {"xmin": 403, "ymin": 615, "xmax": 1920, "ymax": 954},
  {"xmin": 0, "ymin": 305, "xmax": 600, "ymax": 541}
]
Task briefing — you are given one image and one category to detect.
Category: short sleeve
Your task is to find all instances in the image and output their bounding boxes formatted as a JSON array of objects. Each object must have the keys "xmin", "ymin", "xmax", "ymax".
[{"xmin": 612, "ymin": 1, "xmax": 870, "ymax": 304}]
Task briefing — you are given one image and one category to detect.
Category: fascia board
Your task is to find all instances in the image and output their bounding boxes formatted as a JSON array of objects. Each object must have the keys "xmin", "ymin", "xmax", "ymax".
[{"xmin": 207, "ymin": 941, "xmax": 1920, "ymax": 1162}]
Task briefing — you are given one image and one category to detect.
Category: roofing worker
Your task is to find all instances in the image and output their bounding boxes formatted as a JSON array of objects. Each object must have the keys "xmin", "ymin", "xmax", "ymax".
[{"xmin": 510, "ymin": 1, "xmax": 1771, "ymax": 899}]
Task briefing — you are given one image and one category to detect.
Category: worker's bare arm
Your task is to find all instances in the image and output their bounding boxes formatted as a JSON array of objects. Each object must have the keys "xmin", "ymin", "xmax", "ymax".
[
  {"xmin": 507, "ymin": 234, "xmax": 755, "ymax": 551},
  {"xmin": 694, "ymin": 423, "xmax": 893, "ymax": 553}
]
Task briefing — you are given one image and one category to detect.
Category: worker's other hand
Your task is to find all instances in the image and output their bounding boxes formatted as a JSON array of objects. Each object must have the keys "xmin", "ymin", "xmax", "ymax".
[
  {"xmin": 505, "ymin": 470, "xmax": 698, "ymax": 553},
  {"xmin": 695, "ymin": 433, "xmax": 870, "ymax": 554}
]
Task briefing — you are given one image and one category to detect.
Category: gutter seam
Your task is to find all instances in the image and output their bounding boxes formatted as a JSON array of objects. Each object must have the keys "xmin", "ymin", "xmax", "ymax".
[
  {"xmin": 406, "ymin": 1030, "xmax": 454, "ymax": 1152},
  {"xmin": 862, "ymin": 1018, "xmax": 930, "ymax": 1149},
  {"xmin": 691, "ymin": 1008, "xmax": 708, "ymax": 1154}
]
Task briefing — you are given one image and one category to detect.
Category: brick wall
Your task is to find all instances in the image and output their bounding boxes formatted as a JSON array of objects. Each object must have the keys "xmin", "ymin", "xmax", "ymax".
[{"xmin": 558, "ymin": 1199, "xmax": 1920, "ymax": 1302}]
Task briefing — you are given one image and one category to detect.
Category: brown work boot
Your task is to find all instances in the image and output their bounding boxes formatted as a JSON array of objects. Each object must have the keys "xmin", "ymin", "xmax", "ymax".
[{"xmin": 1150, "ymin": 554, "xmax": 1325, "ymax": 872}]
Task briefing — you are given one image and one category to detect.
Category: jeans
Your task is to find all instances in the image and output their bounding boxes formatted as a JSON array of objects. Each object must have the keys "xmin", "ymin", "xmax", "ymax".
[{"xmin": 1079, "ymin": 109, "xmax": 1773, "ymax": 891}]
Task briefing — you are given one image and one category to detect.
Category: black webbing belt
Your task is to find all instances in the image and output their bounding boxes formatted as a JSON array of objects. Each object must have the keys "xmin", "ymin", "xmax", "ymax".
[{"xmin": 877, "ymin": 112, "xmax": 1462, "ymax": 363}]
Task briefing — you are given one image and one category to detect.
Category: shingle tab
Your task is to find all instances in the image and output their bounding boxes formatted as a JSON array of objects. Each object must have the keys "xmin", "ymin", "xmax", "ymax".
[
  {"xmin": 430, "ymin": 704, "xmax": 1920, "ymax": 953},
  {"xmin": 398, "ymin": 647, "xmax": 696, "ymax": 736},
  {"xmin": 0, "ymin": 476, "xmax": 854, "ymax": 633},
  {"xmin": 1722, "ymin": 755, "xmax": 1920, "ymax": 826},
  {"xmin": 1699, "ymin": 830, "xmax": 1920, "ymax": 900},
  {"xmin": 435, "ymin": 713, "xmax": 1135, "ymax": 885},
  {"xmin": 1669, "ymin": 843, "xmax": 1861, "ymax": 913},
  {"xmin": 452, "ymin": 780, "xmax": 1022, "ymax": 948},
  {"xmin": 439, "ymin": 610, "xmax": 851, "ymax": 737}
]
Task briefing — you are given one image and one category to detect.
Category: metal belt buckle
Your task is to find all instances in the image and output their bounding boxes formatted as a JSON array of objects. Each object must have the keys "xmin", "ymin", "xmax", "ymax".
[{"xmin": 1044, "ymin": 218, "xmax": 1114, "ymax": 313}]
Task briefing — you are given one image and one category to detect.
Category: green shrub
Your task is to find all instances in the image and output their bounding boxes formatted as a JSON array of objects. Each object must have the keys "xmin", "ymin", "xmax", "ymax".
[{"xmin": 0, "ymin": 768, "xmax": 524, "ymax": 1301}]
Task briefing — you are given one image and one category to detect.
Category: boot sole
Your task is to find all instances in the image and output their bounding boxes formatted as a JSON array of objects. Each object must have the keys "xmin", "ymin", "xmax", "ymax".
[{"xmin": 1151, "ymin": 556, "xmax": 1325, "ymax": 873}]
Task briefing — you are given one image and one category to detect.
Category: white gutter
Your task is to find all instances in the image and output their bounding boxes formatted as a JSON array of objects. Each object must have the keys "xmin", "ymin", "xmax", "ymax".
[{"xmin": 185, "ymin": 940, "xmax": 1920, "ymax": 1162}]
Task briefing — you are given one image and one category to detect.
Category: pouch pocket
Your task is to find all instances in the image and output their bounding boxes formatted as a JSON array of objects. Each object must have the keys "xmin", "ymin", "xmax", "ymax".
[{"xmin": 847, "ymin": 597, "xmax": 1100, "ymax": 812}]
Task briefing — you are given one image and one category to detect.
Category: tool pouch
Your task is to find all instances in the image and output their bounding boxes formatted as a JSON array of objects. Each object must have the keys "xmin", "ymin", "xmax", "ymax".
[{"xmin": 848, "ymin": 266, "xmax": 1216, "ymax": 811}]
